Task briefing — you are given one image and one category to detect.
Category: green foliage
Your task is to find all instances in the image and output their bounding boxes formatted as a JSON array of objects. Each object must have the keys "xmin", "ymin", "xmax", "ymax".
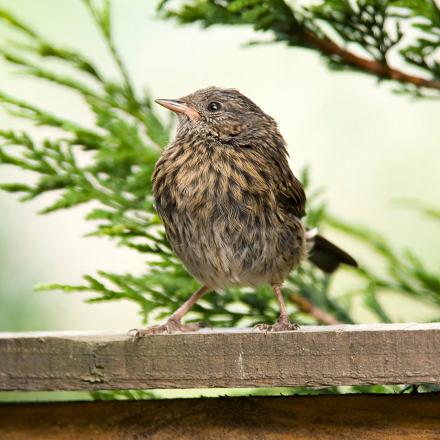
[
  {"xmin": 160, "ymin": 0, "xmax": 440, "ymax": 95},
  {"xmin": 0, "ymin": 0, "xmax": 439, "ymax": 398},
  {"xmin": 327, "ymin": 213, "xmax": 440, "ymax": 321},
  {"xmin": 90, "ymin": 389, "xmax": 157, "ymax": 400},
  {"xmin": 328, "ymin": 215, "xmax": 440, "ymax": 307}
]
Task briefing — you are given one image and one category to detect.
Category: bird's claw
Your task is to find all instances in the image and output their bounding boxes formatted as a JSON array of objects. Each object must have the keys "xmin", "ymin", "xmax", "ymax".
[
  {"xmin": 128, "ymin": 319, "xmax": 206, "ymax": 338},
  {"xmin": 253, "ymin": 319, "xmax": 299, "ymax": 333}
]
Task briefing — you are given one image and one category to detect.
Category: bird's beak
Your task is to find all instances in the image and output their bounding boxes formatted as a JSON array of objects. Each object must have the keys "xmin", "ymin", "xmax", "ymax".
[{"xmin": 155, "ymin": 99, "xmax": 200, "ymax": 121}]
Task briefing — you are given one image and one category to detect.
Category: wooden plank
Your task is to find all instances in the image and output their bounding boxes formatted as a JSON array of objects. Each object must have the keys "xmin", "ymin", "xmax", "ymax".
[
  {"xmin": 1, "ymin": 394, "xmax": 440, "ymax": 439},
  {"xmin": 1, "ymin": 323, "xmax": 440, "ymax": 391}
]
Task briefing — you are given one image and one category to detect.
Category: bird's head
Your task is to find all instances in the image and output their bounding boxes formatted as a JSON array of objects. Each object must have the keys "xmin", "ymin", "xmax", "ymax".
[{"xmin": 155, "ymin": 87, "xmax": 282, "ymax": 148}]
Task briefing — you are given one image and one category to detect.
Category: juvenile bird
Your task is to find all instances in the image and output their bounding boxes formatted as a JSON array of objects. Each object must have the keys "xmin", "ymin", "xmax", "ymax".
[{"xmin": 137, "ymin": 87, "xmax": 356, "ymax": 335}]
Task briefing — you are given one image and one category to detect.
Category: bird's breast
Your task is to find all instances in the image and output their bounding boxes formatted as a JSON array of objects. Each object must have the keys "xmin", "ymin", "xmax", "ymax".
[
  {"xmin": 152, "ymin": 144, "xmax": 306, "ymax": 288},
  {"xmin": 154, "ymin": 144, "xmax": 276, "ymax": 223}
]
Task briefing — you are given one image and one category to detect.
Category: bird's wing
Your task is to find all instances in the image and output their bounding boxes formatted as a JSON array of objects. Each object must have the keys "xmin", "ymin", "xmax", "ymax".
[{"xmin": 275, "ymin": 164, "xmax": 307, "ymax": 219}]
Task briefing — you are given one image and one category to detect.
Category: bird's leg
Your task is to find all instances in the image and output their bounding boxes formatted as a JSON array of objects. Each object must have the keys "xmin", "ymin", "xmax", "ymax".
[
  {"xmin": 129, "ymin": 285, "xmax": 210, "ymax": 337},
  {"xmin": 272, "ymin": 284, "xmax": 295, "ymax": 328},
  {"xmin": 254, "ymin": 284, "xmax": 299, "ymax": 332}
]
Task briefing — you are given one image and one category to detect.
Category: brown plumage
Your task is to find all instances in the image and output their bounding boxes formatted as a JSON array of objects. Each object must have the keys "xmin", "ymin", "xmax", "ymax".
[{"xmin": 135, "ymin": 87, "xmax": 357, "ymax": 335}]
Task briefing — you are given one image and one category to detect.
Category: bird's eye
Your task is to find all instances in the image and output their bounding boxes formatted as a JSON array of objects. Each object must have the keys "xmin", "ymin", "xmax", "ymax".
[{"xmin": 207, "ymin": 102, "xmax": 222, "ymax": 112}]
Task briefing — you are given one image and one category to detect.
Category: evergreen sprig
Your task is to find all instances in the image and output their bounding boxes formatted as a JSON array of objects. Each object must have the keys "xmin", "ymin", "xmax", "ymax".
[{"xmin": 160, "ymin": 0, "xmax": 440, "ymax": 95}]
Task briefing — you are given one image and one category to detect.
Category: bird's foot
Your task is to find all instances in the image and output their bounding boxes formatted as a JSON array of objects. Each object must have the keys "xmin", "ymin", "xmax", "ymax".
[
  {"xmin": 128, "ymin": 318, "xmax": 205, "ymax": 337},
  {"xmin": 254, "ymin": 317, "xmax": 299, "ymax": 333}
]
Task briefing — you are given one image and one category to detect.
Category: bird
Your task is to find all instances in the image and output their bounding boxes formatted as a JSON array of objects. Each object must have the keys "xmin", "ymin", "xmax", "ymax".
[{"xmin": 134, "ymin": 87, "xmax": 357, "ymax": 335}]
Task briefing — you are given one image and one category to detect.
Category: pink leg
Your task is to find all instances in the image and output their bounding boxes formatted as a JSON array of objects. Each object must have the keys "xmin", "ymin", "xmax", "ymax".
[
  {"xmin": 169, "ymin": 285, "xmax": 210, "ymax": 322},
  {"xmin": 254, "ymin": 284, "xmax": 299, "ymax": 332},
  {"xmin": 130, "ymin": 285, "xmax": 210, "ymax": 336},
  {"xmin": 273, "ymin": 284, "xmax": 289, "ymax": 323}
]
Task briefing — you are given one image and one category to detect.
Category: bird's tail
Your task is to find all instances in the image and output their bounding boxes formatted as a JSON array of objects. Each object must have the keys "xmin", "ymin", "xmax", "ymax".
[{"xmin": 306, "ymin": 229, "xmax": 358, "ymax": 273}]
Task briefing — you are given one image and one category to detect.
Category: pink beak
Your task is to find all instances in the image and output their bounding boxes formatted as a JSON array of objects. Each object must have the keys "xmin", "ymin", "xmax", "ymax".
[{"xmin": 155, "ymin": 99, "xmax": 200, "ymax": 121}]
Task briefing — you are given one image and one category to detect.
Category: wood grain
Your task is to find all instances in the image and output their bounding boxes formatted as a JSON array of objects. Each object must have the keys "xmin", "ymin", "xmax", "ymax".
[
  {"xmin": 1, "ymin": 394, "xmax": 440, "ymax": 439},
  {"xmin": 1, "ymin": 323, "xmax": 440, "ymax": 391}
]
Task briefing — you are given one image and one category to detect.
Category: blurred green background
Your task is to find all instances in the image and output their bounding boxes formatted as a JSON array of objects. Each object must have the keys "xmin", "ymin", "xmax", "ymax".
[{"xmin": 0, "ymin": 0, "xmax": 439, "ymax": 333}]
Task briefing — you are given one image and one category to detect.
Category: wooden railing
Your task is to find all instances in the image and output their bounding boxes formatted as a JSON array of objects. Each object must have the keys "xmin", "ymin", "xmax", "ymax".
[{"xmin": 1, "ymin": 323, "xmax": 440, "ymax": 438}]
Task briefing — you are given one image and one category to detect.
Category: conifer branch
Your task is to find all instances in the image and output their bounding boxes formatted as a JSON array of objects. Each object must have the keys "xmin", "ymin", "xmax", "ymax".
[
  {"xmin": 83, "ymin": 0, "xmax": 137, "ymax": 102},
  {"xmin": 300, "ymin": 29, "xmax": 440, "ymax": 90},
  {"xmin": 160, "ymin": 0, "xmax": 440, "ymax": 95}
]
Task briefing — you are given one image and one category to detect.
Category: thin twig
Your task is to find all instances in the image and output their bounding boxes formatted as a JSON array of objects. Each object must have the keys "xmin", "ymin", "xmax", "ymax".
[
  {"xmin": 289, "ymin": 294, "xmax": 340, "ymax": 325},
  {"xmin": 83, "ymin": 0, "xmax": 137, "ymax": 100},
  {"xmin": 300, "ymin": 29, "xmax": 440, "ymax": 91},
  {"xmin": 275, "ymin": 0, "xmax": 440, "ymax": 91}
]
